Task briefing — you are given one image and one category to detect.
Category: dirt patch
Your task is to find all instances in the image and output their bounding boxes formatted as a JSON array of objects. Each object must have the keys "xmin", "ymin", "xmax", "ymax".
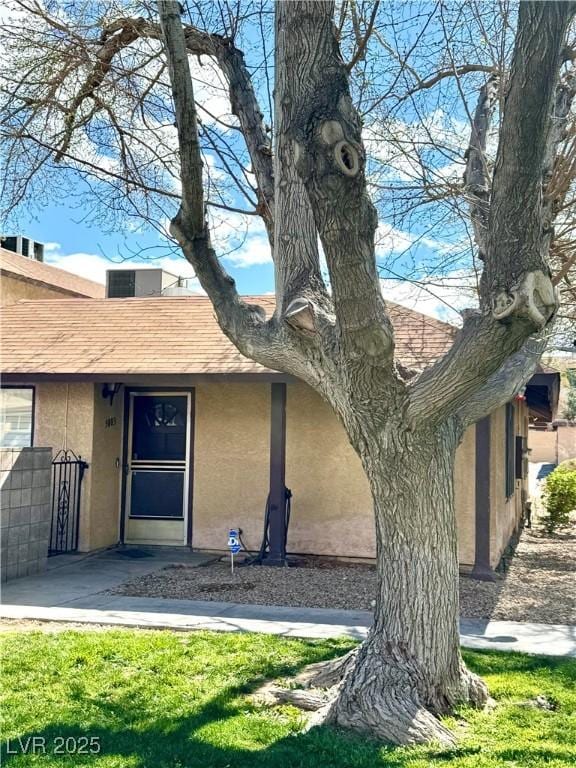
[
  {"xmin": 110, "ymin": 521, "xmax": 576, "ymax": 624},
  {"xmin": 459, "ymin": 524, "xmax": 576, "ymax": 624},
  {"xmin": 0, "ymin": 619, "xmax": 117, "ymax": 633},
  {"xmin": 112, "ymin": 559, "xmax": 377, "ymax": 611}
]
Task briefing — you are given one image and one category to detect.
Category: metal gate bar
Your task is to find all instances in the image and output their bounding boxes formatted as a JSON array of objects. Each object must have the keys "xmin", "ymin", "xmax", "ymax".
[{"xmin": 49, "ymin": 450, "xmax": 88, "ymax": 555}]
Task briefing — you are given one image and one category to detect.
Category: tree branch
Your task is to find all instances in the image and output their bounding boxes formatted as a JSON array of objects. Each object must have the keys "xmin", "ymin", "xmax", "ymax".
[
  {"xmin": 273, "ymin": 0, "xmax": 331, "ymax": 324},
  {"xmin": 18, "ymin": 7, "xmax": 275, "ymax": 245},
  {"xmin": 408, "ymin": 0, "xmax": 576, "ymax": 425},
  {"xmin": 346, "ymin": 0, "xmax": 380, "ymax": 72},
  {"xmin": 284, "ymin": 0, "xmax": 395, "ymax": 369},
  {"xmin": 456, "ymin": 335, "xmax": 547, "ymax": 429},
  {"xmin": 463, "ymin": 75, "xmax": 499, "ymax": 259},
  {"xmin": 157, "ymin": 0, "xmax": 266, "ymax": 347},
  {"xmin": 400, "ymin": 64, "xmax": 498, "ymax": 104},
  {"xmin": 54, "ymin": 17, "xmax": 148, "ymax": 162},
  {"xmin": 484, "ymin": 1, "xmax": 576, "ymax": 303}
]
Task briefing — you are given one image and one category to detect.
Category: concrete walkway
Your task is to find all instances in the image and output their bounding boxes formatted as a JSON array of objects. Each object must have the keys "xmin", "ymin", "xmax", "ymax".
[{"xmin": 2, "ymin": 549, "xmax": 575, "ymax": 657}]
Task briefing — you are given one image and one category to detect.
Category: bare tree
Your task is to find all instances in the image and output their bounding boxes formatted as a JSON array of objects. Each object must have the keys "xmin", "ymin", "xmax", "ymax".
[{"xmin": 2, "ymin": 0, "xmax": 575, "ymax": 746}]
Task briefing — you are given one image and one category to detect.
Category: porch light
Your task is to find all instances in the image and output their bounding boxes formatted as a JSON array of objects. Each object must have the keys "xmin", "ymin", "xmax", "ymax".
[{"xmin": 102, "ymin": 383, "xmax": 121, "ymax": 405}]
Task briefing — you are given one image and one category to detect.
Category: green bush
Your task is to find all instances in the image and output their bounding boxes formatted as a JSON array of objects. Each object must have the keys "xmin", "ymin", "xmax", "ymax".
[{"xmin": 542, "ymin": 466, "xmax": 576, "ymax": 533}]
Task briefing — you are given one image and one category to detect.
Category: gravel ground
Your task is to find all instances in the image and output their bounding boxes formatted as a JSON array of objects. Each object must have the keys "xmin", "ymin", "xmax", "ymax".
[{"xmin": 111, "ymin": 522, "xmax": 576, "ymax": 624}]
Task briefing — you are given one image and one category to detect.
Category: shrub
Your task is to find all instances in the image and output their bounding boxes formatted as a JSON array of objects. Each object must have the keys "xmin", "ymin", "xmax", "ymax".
[{"xmin": 541, "ymin": 466, "xmax": 576, "ymax": 533}]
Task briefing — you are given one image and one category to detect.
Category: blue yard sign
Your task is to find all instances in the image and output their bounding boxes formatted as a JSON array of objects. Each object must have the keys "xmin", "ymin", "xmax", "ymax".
[
  {"xmin": 228, "ymin": 529, "xmax": 241, "ymax": 554},
  {"xmin": 228, "ymin": 529, "xmax": 241, "ymax": 575}
]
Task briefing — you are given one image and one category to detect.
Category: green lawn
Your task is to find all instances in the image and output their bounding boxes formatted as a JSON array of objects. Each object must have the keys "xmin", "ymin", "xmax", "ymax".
[{"xmin": 1, "ymin": 629, "xmax": 575, "ymax": 767}]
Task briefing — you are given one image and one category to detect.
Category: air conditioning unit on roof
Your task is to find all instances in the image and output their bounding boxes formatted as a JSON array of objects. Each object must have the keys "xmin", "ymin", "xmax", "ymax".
[
  {"xmin": 106, "ymin": 268, "xmax": 194, "ymax": 298},
  {"xmin": 1, "ymin": 235, "xmax": 44, "ymax": 261}
]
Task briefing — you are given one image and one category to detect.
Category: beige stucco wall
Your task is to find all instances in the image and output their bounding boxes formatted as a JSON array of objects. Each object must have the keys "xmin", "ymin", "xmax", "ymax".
[
  {"xmin": 89, "ymin": 386, "xmax": 123, "ymax": 550},
  {"xmin": 33, "ymin": 382, "xmax": 123, "ymax": 551},
  {"xmin": 286, "ymin": 382, "xmax": 373, "ymax": 557},
  {"xmin": 454, "ymin": 424, "xmax": 476, "ymax": 568},
  {"xmin": 528, "ymin": 424, "xmax": 576, "ymax": 466},
  {"xmin": 192, "ymin": 383, "xmax": 270, "ymax": 551},
  {"xmin": 286, "ymin": 384, "xmax": 477, "ymax": 562},
  {"xmin": 29, "ymin": 379, "xmax": 524, "ymax": 568},
  {"xmin": 490, "ymin": 401, "xmax": 528, "ymax": 568},
  {"xmin": 34, "ymin": 383, "xmax": 95, "ymax": 551},
  {"xmin": 528, "ymin": 427, "xmax": 557, "ymax": 464},
  {"xmin": 0, "ymin": 274, "xmax": 73, "ymax": 306},
  {"xmin": 557, "ymin": 424, "xmax": 576, "ymax": 463}
]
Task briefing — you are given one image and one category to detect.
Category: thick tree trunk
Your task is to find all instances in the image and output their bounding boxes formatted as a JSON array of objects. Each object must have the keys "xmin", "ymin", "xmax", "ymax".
[{"xmin": 325, "ymin": 419, "xmax": 487, "ymax": 745}]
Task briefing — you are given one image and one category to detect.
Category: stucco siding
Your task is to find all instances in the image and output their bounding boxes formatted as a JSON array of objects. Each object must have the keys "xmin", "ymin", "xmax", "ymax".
[
  {"xmin": 192, "ymin": 383, "xmax": 270, "ymax": 551},
  {"xmin": 89, "ymin": 386, "xmax": 123, "ymax": 550},
  {"xmin": 557, "ymin": 423, "xmax": 576, "ymax": 463},
  {"xmin": 26, "ymin": 379, "xmax": 525, "ymax": 568},
  {"xmin": 286, "ymin": 382, "xmax": 374, "ymax": 558},
  {"xmin": 528, "ymin": 427, "xmax": 557, "ymax": 463},
  {"xmin": 454, "ymin": 424, "xmax": 476, "ymax": 568},
  {"xmin": 489, "ymin": 401, "xmax": 528, "ymax": 568},
  {"xmin": 34, "ymin": 382, "xmax": 94, "ymax": 551},
  {"xmin": 1, "ymin": 275, "xmax": 73, "ymax": 305}
]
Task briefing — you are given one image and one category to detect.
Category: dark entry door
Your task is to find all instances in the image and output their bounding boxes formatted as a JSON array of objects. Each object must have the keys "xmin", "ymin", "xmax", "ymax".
[{"xmin": 125, "ymin": 392, "xmax": 190, "ymax": 545}]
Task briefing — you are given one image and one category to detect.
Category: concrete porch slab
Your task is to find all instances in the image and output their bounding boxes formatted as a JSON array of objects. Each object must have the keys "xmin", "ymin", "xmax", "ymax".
[{"xmin": 2, "ymin": 547, "xmax": 216, "ymax": 607}]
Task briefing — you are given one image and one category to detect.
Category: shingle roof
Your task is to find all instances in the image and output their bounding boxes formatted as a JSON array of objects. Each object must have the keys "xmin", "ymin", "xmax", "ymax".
[
  {"xmin": 0, "ymin": 295, "xmax": 455, "ymax": 376},
  {"xmin": 0, "ymin": 248, "xmax": 105, "ymax": 299}
]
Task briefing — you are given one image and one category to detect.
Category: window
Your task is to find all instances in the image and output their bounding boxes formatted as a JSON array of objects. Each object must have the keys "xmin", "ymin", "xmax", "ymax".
[
  {"xmin": 505, "ymin": 402, "xmax": 515, "ymax": 498},
  {"xmin": 0, "ymin": 387, "xmax": 34, "ymax": 448}
]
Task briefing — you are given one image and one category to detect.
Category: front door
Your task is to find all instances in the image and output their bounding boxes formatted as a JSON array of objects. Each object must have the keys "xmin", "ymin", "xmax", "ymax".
[{"xmin": 124, "ymin": 392, "xmax": 191, "ymax": 546}]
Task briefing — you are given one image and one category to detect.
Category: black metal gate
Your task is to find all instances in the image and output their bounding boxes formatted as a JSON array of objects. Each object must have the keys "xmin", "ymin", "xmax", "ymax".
[{"xmin": 49, "ymin": 450, "xmax": 88, "ymax": 555}]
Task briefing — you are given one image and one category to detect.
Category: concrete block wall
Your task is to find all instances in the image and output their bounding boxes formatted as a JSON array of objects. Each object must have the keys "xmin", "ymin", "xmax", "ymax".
[{"xmin": 0, "ymin": 447, "xmax": 52, "ymax": 582}]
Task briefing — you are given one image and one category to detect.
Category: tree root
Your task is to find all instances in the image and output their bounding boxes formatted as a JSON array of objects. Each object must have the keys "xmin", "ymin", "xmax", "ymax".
[
  {"xmin": 290, "ymin": 648, "xmax": 359, "ymax": 689},
  {"xmin": 253, "ymin": 645, "xmax": 490, "ymax": 747}
]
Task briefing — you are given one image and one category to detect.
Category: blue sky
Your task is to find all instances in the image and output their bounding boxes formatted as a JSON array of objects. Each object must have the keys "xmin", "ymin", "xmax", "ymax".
[
  {"xmin": 1, "ymin": 0, "xmax": 486, "ymax": 322},
  {"xmin": 16, "ymin": 193, "xmax": 276, "ymax": 296}
]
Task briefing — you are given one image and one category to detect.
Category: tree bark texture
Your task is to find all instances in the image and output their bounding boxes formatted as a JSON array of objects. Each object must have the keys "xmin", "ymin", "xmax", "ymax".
[
  {"xmin": 320, "ymin": 416, "xmax": 487, "ymax": 745},
  {"xmin": 155, "ymin": 0, "xmax": 575, "ymax": 746}
]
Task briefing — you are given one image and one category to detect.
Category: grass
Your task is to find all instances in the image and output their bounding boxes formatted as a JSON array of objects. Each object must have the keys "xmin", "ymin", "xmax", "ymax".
[{"xmin": 0, "ymin": 628, "xmax": 575, "ymax": 767}]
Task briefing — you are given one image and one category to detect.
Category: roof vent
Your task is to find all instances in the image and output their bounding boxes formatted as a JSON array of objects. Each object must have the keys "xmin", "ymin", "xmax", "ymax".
[{"xmin": 1, "ymin": 235, "xmax": 44, "ymax": 261}]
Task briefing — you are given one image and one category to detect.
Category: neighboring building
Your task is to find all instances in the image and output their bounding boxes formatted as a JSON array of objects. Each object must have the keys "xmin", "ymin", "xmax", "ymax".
[
  {"xmin": 525, "ymin": 364, "xmax": 576, "ymax": 464},
  {"xmin": 0, "ymin": 247, "xmax": 105, "ymax": 305},
  {"xmin": 0, "ymin": 289, "xmax": 531, "ymax": 578}
]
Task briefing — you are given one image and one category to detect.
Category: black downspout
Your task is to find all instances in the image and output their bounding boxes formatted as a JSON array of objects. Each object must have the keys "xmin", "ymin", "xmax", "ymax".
[{"xmin": 266, "ymin": 382, "xmax": 288, "ymax": 566}]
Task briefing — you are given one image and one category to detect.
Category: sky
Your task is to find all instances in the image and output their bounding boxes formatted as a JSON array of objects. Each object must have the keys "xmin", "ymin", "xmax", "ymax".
[
  {"xmin": 1, "ymin": 0, "xmax": 484, "ymax": 324},
  {"xmin": 12, "ymin": 199, "xmax": 477, "ymax": 322},
  {"xmin": 15, "ymin": 194, "xmax": 276, "ymax": 297}
]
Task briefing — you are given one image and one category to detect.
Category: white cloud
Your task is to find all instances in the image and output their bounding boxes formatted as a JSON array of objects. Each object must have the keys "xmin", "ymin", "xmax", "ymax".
[
  {"xmin": 380, "ymin": 271, "xmax": 478, "ymax": 323},
  {"xmin": 222, "ymin": 234, "xmax": 272, "ymax": 268},
  {"xmin": 208, "ymin": 209, "xmax": 272, "ymax": 269},
  {"xmin": 375, "ymin": 223, "xmax": 415, "ymax": 254},
  {"xmin": 365, "ymin": 109, "xmax": 470, "ymax": 185},
  {"xmin": 42, "ymin": 241, "xmax": 61, "ymax": 254},
  {"xmin": 46, "ymin": 251, "xmax": 108, "ymax": 284}
]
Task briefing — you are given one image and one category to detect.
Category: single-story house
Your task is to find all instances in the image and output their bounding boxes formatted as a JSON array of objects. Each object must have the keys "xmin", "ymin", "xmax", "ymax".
[
  {"xmin": 0, "ymin": 246, "xmax": 105, "ymax": 305},
  {"xmin": 0, "ymin": 269, "xmax": 535, "ymax": 578}
]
